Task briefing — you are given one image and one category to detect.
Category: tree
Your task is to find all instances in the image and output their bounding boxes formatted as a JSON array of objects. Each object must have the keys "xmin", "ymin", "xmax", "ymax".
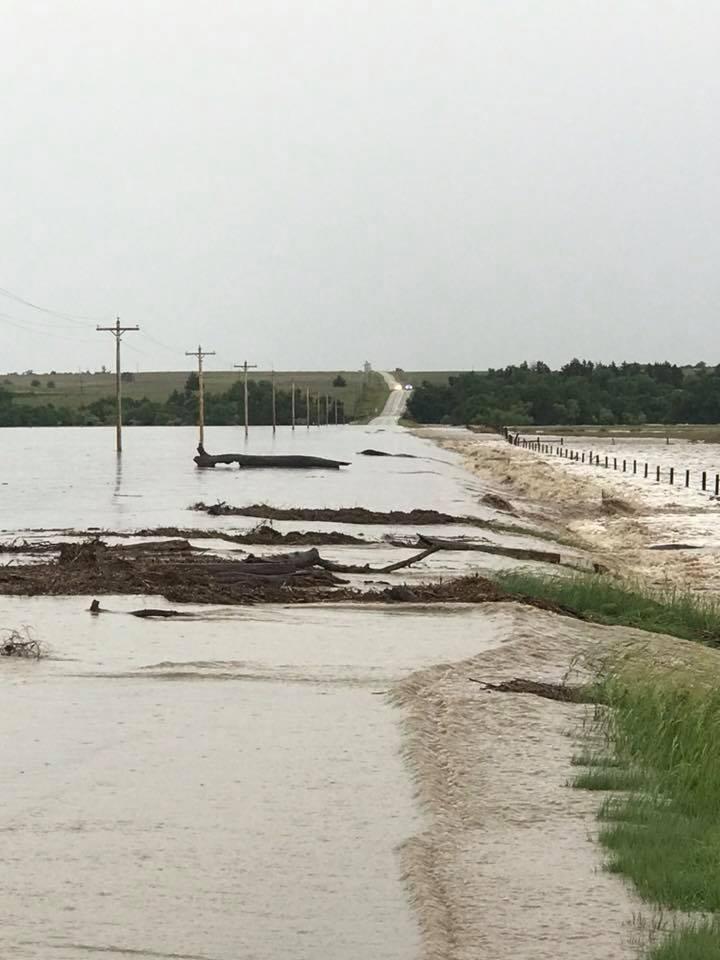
[
  {"xmin": 47, "ymin": 380, "xmax": 55, "ymax": 389},
  {"xmin": 332, "ymin": 375, "xmax": 347, "ymax": 388},
  {"xmin": 31, "ymin": 379, "xmax": 40, "ymax": 388},
  {"xmin": 185, "ymin": 372, "xmax": 200, "ymax": 392}
]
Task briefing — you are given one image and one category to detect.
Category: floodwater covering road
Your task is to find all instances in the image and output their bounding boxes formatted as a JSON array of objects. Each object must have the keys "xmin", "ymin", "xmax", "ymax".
[{"xmin": 0, "ymin": 381, "xmax": 642, "ymax": 959}]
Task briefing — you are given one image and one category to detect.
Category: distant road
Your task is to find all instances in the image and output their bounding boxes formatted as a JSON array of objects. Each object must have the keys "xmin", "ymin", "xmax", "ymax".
[{"xmin": 371, "ymin": 371, "xmax": 411, "ymax": 425}]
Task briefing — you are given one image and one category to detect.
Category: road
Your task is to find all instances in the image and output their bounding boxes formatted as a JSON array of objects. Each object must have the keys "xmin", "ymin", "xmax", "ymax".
[{"xmin": 372, "ymin": 371, "xmax": 411, "ymax": 425}]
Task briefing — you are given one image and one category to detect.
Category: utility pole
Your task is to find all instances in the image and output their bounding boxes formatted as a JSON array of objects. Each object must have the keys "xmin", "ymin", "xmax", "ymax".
[
  {"xmin": 325, "ymin": 394, "xmax": 330, "ymax": 425},
  {"xmin": 316, "ymin": 392, "xmax": 321, "ymax": 427},
  {"xmin": 233, "ymin": 361, "xmax": 257, "ymax": 438},
  {"xmin": 185, "ymin": 344, "xmax": 215, "ymax": 447},
  {"xmin": 306, "ymin": 386, "xmax": 310, "ymax": 429},
  {"xmin": 96, "ymin": 317, "xmax": 139, "ymax": 453},
  {"xmin": 291, "ymin": 380, "xmax": 296, "ymax": 430},
  {"xmin": 334, "ymin": 398, "xmax": 338, "ymax": 425}
]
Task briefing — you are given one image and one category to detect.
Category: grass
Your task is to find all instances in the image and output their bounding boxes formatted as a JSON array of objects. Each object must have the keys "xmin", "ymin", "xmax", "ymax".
[
  {"xmin": 2, "ymin": 369, "xmax": 388, "ymax": 420},
  {"xmin": 494, "ymin": 570, "xmax": 720, "ymax": 645},
  {"xmin": 646, "ymin": 925, "xmax": 720, "ymax": 959},
  {"xmin": 572, "ymin": 659, "xmax": 720, "ymax": 956}
]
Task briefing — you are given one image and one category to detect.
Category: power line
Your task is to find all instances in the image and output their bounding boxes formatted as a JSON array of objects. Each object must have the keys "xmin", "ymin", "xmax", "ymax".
[{"xmin": 0, "ymin": 285, "xmax": 101, "ymax": 325}]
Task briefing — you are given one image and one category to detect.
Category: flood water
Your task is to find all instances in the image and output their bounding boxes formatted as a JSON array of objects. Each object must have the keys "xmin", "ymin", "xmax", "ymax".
[{"xmin": 0, "ymin": 421, "xmax": 512, "ymax": 959}]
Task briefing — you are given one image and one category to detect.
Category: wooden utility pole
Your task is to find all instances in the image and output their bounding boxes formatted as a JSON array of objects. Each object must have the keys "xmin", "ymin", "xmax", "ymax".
[
  {"xmin": 233, "ymin": 361, "xmax": 257, "ymax": 437},
  {"xmin": 306, "ymin": 386, "xmax": 310, "ymax": 429},
  {"xmin": 96, "ymin": 317, "xmax": 140, "ymax": 453},
  {"xmin": 291, "ymin": 381, "xmax": 296, "ymax": 430},
  {"xmin": 185, "ymin": 344, "xmax": 215, "ymax": 446}
]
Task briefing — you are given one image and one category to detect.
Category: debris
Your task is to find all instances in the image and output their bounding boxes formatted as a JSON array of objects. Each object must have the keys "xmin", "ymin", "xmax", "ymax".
[
  {"xmin": 192, "ymin": 502, "xmax": 492, "ymax": 527},
  {"xmin": 193, "ymin": 443, "xmax": 350, "ymax": 470},
  {"xmin": 480, "ymin": 492, "xmax": 515, "ymax": 513},
  {"xmin": 358, "ymin": 449, "xmax": 418, "ymax": 458},
  {"xmin": 1, "ymin": 628, "xmax": 43, "ymax": 659},
  {"xmin": 468, "ymin": 677, "xmax": 600, "ymax": 703}
]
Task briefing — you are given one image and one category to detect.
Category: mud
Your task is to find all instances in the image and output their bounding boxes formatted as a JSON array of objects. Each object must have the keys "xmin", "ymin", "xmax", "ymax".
[
  {"xmin": 1, "ymin": 523, "xmax": 367, "ymax": 551},
  {"xmin": 192, "ymin": 501, "xmax": 494, "ymax": 527}
]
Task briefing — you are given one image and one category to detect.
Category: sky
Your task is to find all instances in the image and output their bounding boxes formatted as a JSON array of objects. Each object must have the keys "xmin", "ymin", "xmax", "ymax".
[{"xmin": 1, "ymin": 1, "xmax": 719, "ymax": 374}]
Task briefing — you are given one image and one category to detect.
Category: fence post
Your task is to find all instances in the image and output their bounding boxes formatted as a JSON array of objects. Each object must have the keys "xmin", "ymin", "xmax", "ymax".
[
  {"xmin": 644, "ymin": 463, "xmax": 648, "ymax": 478},
  {"xmin": 703, "ymin": 471, "xmax": 707, "ymax": 491},
  {"xmin": 613, "ymin": 457, "xmax": 617, "ymax": 470},
  {"xmin": 686, "ymin": 469, "xmax": 690, "ymax": 488},
  {"xmin": 669, "ymin": 467, "xmax": 674, "ymax": 485},
  {"xmin": 622, "ymin": 459, "xmax": 626, "ymax": 472},
  {"xmin": 596, "ymin": 454, "xmax": 599, "ymax": 466},
  {"xmin": 656, "ymin": 465, "xmax": 660, "ymax": 482},
  {"xmin": 716, "ymin": 474, "xmax": 719, "ymax": 497},
  {"xmin": 605, "ymin": 456, "xmax": 608, "ymax": 468}
]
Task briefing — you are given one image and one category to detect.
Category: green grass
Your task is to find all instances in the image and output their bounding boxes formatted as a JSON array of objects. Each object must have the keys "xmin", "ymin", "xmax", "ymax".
[
  {"xmin": 2, "ymin": 369, "xmax": 388, "ymax": 420},
  {"xmin": 646, "ymin": 924, "xmax": 720, "ymax": 959},
  {"xmin": 572, "ymin": 665, "xmax": 720, "ymax": 956},
  {"xmin": 494, "ymin": 570, "xmax": 720, "ymax": 645}
]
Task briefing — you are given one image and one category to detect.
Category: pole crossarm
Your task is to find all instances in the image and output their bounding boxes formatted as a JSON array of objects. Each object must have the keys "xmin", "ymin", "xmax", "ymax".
[
  {"xmin": 233, "ymin": 361, "xmax": 257, "ymax": 437},
  {"xmin": 185, "ymin": 344, "xmax": 215, "ymax": 445},
  {"xmin": 96, "ymin": 317, "xmax": 139, "ymax": 453}
]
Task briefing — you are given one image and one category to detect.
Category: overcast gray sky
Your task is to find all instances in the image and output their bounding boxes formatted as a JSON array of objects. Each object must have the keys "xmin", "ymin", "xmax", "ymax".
[{"xmin": 1, "ymin": 1, "xmax": 718, "ymax": 373}]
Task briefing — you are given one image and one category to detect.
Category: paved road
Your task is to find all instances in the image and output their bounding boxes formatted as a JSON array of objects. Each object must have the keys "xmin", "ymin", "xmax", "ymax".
[{"xmin": 372, "ymin": 371, "xmax": 411, "ymax": 425}]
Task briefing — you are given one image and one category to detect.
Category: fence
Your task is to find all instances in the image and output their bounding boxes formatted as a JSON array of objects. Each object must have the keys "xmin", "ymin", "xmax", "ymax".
[{"xmin": 507, "ymin": 434, "xmax": 720, "ymax": 497}]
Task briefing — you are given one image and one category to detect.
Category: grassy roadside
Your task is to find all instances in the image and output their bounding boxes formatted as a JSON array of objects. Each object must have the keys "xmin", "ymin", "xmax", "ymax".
[
  {"xmin": 494, "ymin": 570, "xmax": 720, "ymax": 645},
  {"xmin": 501, "ymin": 571, "xmax": 720, "ymax": 955},
  {"xmin": 573, "ymin": 663, "xmax": 720, "ymax": 957}
]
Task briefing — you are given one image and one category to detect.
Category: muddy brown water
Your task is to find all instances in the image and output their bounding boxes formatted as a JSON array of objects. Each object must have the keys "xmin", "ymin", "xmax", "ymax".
[
  {"xmin": 1, "ymin": 423, "xmax": 533, "ymax": 959},
  {"xmin": 0, "ymin": 596, "xmax": 507, "ymax": 959}
]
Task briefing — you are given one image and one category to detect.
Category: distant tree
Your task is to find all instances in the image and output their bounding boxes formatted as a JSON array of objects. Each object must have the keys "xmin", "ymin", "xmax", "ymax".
[
  {"xmin": 101, "ymin": 365, "xmax": 108, "ymax": 374},
  {"xmin": 31, "ymin": 379, "xmax": 40, "ymax": 388},
  {"xmin": 332, "ymin": 374, "xmax": 347, "ymax": 388},
  {"xmin": 47, "ymin": 380, "xmax": 55, "ymax": 389},
  {"xmin": 185, "ymin": 372, "xmax": 200, "ymax": 392},
  {"xmin": 120, "ymin": 371, "xmax": 135, "ymax": 383}
]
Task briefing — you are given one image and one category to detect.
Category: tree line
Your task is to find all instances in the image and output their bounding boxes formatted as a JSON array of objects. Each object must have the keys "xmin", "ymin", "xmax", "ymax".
[
  {"xmin": 0, "ymin": 376, "xmax": 353, "ymax": 427},
  {"xmin": 407, "ymin": 360, "xmax": 720, "ymax": 427}
]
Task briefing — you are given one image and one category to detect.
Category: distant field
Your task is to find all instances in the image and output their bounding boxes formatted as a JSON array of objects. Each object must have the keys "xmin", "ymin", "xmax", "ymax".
[{"xmin": 1, "ymin": 370, "xmax": 388, "ymax": 419}]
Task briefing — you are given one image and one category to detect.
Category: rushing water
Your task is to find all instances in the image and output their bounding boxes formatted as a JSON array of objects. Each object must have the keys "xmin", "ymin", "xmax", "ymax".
[{"xmin": 0, "ymin": 421, "xmax": 514, "ymax": 959}]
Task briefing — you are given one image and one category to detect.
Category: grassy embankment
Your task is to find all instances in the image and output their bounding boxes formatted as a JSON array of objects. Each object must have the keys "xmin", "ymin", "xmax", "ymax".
[
  {"xmin": 496, "ymin": 570, "xmax": 720, "ymax": 957},
  {"xmin": 2, "ymin": 370, "xmax": 388, "ymax": 421}
]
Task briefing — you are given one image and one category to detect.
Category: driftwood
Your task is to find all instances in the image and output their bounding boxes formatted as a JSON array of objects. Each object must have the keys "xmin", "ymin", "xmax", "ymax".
[
  {"xmin": 468, "ymin": 677, "xmax": 598, "ymax": 703},
  {"xmin": 416, "ymin": 534, "xmax": 561, "ymax": 565},
  {"xmin": 194, "ymin": 444, "xmax": 350, "ymax": 470},
  {"xmin": 358, "ymin": 449, "xmax": 418, "ymax": 458},
  {"xmin": 316, "ymin": 545, "xmax": 440, "ymax": 575}
]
